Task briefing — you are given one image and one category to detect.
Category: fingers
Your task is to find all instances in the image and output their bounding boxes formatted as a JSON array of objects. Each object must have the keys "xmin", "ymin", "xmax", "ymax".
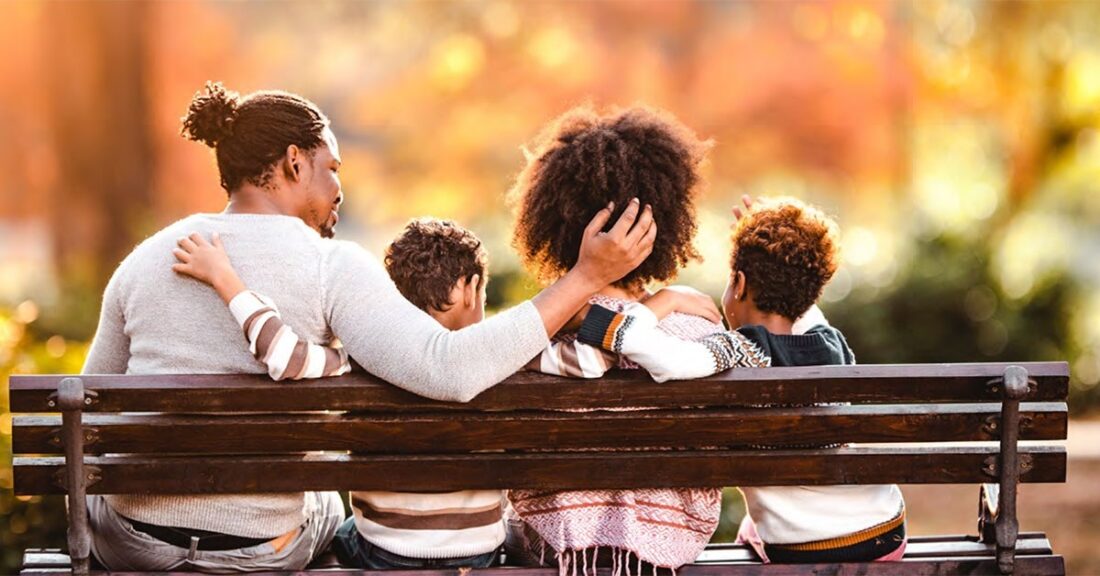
[
  {"xmin": 179, "ymin": 232, "xmax": 220, "ymax": 253},
  {"xmin": 732, "ymin": 194, "xmax": 754, "ymax": 221},
  {"xmin": 189, "ymin": 232, "xmax": 210, "ymax": 248},
  {"xmin": 629, "ymin": 221, "xmax": 657, "ymax": 267},
  {"xmin": 583, "ymin": 202, "xmax": 615, "ymax": 239},
  {"xmin": 171, "ymin": 263, "xmax": 189, "ymax": 275},
  {"xmin": 624, "ymin": 204, "xmax": 653, "ymax": 246},
  {"xmin": 211, "ymin": 231, "xmax": 223, "ymax": 249},
  {"xmin": 700, "ymin": 299, "xmax": 722, "ymax": 323},
  {"xmin": 172, "ymin": 248, "xmax": 192, "ymax": 264},
  {"xmin": 608, "ymin": 198, "xmax": 641, "ymax": 238},
  {"xmin": 177, "ymin": 235, "xmax": 197, "ymax": 253}
]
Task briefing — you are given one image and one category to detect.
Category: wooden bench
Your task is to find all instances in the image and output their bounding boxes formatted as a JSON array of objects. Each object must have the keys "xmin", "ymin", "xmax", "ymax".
[{"xmin": 10, "ymin": 361, "xmax": 1068, "ymax": 575}]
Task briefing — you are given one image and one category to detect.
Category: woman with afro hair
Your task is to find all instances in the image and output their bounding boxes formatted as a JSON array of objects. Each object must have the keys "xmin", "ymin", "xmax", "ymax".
[{"xmin": 504, "ymin": 107, "xmax": 829, "ymax": 574}]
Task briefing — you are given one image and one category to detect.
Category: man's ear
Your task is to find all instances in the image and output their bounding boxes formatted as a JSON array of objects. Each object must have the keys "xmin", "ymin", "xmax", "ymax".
[
  {"xmin": 463, "ymin": 274, "xmax": 480, "ymax": 309},
  {"xmin": 284, "ymin": 144, "xmax": 302, "ymax": 182}
]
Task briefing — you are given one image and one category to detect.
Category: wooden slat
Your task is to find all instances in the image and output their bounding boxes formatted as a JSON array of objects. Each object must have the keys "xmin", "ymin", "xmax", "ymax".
[
  {"xmin": 12, "ymin": 403, "xmax": 1069, "ymax": 455},
  {"xmin": 21, "ymin": 534, "xmax": 1061, "ymax": 568},
  {"xmin": 21, "ymin": 535, "xmax": 1065, "ymax": 575},
  {"xmin": 8, "ymin": 362, "xmax": 1070, "ymax": 413},
  {"xmin": 13, "ymin": 445, "xmax": 1065, "ymax": 495}
]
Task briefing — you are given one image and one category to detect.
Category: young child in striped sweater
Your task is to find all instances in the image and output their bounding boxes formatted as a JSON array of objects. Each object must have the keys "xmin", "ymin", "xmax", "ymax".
[
  {"xmin": 173, "ymin": 218, "xmax": 504, "ymax": 568},
  {"xmin": 573, "ymin": 198, "xmax": 908, "ymax": 564}
]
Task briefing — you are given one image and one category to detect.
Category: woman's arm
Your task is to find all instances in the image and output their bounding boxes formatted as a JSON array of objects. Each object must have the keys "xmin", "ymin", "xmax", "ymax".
[{"xmin": 173, "ymin": 233, "xmax": 350, "ymax": 381}]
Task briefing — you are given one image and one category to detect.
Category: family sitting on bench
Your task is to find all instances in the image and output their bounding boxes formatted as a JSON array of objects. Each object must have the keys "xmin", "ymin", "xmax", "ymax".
[{"xmin": 81, "ymin": 81, "xmax": 905, "ymax": 573}]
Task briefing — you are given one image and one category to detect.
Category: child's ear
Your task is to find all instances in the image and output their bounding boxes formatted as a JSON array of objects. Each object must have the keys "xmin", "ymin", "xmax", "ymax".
[
  {"xmin": 734, "ymin": 271, "xmax": 747, "ymax": 300},
  {"xmin": 464, "ymin": 274, "xmax": 480, "ymax": 308}
]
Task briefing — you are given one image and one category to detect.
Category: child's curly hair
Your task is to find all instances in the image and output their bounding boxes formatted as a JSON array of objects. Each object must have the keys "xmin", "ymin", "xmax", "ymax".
[
  {"xmin": 384, "ymin": 218, "xmax": 488, "ymax": 312},
  {"xmin": 510, "ymin": 105, "xmax": 712, "ymax": 290},
  {"xmin": 731, "ymin": 198, "xmax": 840, "ymax": 320}
]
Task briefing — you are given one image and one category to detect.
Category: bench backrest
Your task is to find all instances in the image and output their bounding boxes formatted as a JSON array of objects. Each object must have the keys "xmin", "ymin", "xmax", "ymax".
[{"xmin": 9, "ymin": 361, "xmax": 1068, "ymax": 495}]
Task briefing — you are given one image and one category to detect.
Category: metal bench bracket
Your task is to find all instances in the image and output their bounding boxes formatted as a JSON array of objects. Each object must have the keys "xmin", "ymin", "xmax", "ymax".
[
  {"xmin": 57, "ymin": 377, "xmax": 94, "ymax": 576},
  {"xmin": 988, "ymin": 365, "xmax": 1029, "ymax": 575}
]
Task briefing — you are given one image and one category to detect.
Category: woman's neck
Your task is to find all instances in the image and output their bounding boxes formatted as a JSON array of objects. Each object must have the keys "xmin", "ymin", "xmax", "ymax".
[{"xmin": 597, "ymin": 284, "xmax": 647, "ymax": 302}]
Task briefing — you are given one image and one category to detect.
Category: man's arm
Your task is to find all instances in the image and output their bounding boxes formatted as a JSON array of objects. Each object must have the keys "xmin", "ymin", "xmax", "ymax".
[
  {"xmin": 82, "ymin": 268, "xmax": 131, "ymax": 374},
  {"xmin": 326, "ymin": 203, "xmax": 656, "ymax": 403},
  {"xmin": 576, "ymin": 303, "xmax": 771, "ymax": 382}
]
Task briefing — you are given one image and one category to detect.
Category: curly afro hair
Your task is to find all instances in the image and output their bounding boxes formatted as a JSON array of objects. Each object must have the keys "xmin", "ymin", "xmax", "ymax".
[
  {"xmin": 384, "ymin": 218, "xmax": 488, "ymax": 313},
  {"xmin": 510, "ymin": 105, "xmax": 712, "ymax": 290},
  {"xmin": 731, "ymin": 198, "xmax": 840, "ymax": 320},
  {"xmin": 181, "ymin": 81, "xmax": 329, "ymax": 194}
]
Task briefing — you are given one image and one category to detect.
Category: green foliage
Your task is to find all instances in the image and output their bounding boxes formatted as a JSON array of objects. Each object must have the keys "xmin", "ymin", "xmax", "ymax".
[
  {"xmin": 825, "ymin": 233, "xmax": 1095, "ymax": 411},
  {"xmin": 1, "ymin": 304, "xmax": 88, "ymax": 574},
  {"xmin": 713, "ymin": 489, "xmax": 746, "ymax": 543}
]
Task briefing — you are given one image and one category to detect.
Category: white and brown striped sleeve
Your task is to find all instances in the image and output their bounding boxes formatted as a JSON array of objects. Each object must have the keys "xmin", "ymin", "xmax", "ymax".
[
  {"xmin": 524, "ymin": 337, "xmax": 619, "ymax": 379},
  {"xmin": 227, "ymin": 291, "xmax": 351, "ymax": 381}
]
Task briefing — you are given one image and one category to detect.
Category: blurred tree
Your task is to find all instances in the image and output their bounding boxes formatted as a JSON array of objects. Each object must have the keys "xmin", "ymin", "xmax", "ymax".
[{"xmin": 43, "ymin": 2, "xmax": 157, "ymax": 335}]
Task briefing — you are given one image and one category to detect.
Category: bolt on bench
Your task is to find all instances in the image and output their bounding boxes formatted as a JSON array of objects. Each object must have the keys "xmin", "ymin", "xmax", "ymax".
[{"xmin": 10, "ymin": 361, "xmax": 1068, "ymax": 575}]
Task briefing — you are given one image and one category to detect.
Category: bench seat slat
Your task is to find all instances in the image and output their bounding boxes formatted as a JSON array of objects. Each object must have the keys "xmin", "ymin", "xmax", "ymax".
[
  {"xmin": 8, "ymin": 362, "xmax": 1070, "ymax": 413},
  {"xmin": 14, "ymin": 445, "xmax": 1065, "ymax": 495},
  {"xmin": 21, "ymin": 536, "xmax": 1067, "ymax": 575},
  {"xmin": 12, "ymin": 403, "xmax": 1068, "ymax": 455}
]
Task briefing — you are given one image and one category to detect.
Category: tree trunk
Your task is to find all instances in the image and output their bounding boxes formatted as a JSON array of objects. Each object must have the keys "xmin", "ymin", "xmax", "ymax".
[{"xmin": 44, "ymin": 2, "xmax": 156, "ymax": 333}]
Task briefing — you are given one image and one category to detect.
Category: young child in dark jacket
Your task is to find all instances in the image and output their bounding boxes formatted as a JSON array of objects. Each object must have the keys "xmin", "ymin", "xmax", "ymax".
[{"xmin": 576, "ymin": 198, "xmax": 907, "ymax": 564}]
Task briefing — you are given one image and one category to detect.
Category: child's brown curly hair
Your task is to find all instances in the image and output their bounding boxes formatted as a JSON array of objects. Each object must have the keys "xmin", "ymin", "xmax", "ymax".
[
  {"xmin": 510, "ymin": 105, "xmax": 712, "ymax": 290},
  {"xmin": 384, "ymin": 218, "xmax": 488, "ymax": 312},
  {"xmin": 731, "ymin": 198, "xmax": 840, "ymax": 320}
]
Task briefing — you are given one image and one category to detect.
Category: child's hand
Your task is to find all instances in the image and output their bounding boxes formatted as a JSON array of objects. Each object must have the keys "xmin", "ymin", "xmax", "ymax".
[
  {"xmin": 172, "ymin": 232, "xmax": 246, "ymax": 304},
  {"xmin": 642, "ymin": 286, "xmax": 722, "ymax": 324},
  {"xmin": 731, "ymin": 194, "xmax": 754, "ymax": 222}
]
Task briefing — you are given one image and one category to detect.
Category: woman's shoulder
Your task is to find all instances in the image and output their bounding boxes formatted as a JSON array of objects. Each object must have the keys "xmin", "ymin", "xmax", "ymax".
[{"xmin": 658, "ymin": 311, "xmax": 725, "ymax": 340}]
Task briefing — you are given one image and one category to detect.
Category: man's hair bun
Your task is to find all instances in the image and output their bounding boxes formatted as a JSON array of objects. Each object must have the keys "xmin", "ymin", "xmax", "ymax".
[{"xmin": 180, "ymin": 81, "xmax": 240, "ymax": 148}]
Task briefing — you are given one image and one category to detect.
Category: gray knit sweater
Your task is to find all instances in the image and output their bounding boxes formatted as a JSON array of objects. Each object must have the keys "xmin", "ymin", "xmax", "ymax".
[{"xmin": 83, "ymin": 213, "xmax": 549, "ymax": 537}]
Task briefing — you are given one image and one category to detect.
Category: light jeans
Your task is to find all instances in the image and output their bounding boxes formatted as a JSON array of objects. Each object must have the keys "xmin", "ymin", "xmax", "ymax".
[{"xmin": 86, "ymin": 492, "xmax": 343, "ymax": 573}]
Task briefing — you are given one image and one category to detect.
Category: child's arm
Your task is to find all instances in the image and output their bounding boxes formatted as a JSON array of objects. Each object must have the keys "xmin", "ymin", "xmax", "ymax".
[
  {"xmin": 577, "ymin": 303, "xmax": 771, "ymax": 382},
  {"xmin": 525, "ymin": 286, "xmax": 722, "ymax": 379},
  {"xmin": 172, "ymin": 232, "xmax": 351, "ymax": 381},
  {"xmin": 524, "ymin": 337, "xmax": 620, "ymax": 379}
]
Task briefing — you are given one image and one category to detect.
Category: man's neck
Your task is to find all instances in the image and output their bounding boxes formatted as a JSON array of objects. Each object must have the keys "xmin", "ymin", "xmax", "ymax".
[{"xmin": 225, "ymin": 185, "xmax": 288, "ymax": 216}]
